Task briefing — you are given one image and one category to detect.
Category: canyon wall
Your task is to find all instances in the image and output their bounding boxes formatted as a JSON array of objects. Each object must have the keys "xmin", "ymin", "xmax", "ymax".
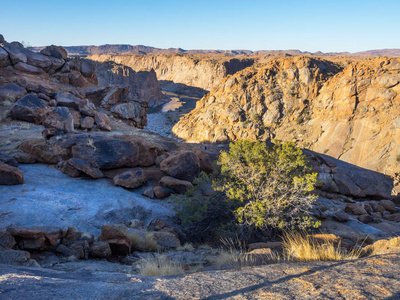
[
  {"xmin": 89, "ymin": 54, "xmax": 255, "ymax": 93},
  {"xmin": 172, "ymin": 56, "xmax": 400, "ymax": 177}
]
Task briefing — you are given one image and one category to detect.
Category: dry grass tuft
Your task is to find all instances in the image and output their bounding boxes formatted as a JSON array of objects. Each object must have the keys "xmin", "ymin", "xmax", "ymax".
[
  {"xmin": 369, "ymin": 236, "xmax": 400, "ymax": 255},
  {"xmin": 177, "ymin": 242, "xmax": 195, "ymax": 252},
  {"xmin": 138, "ymin": 256, "xmax": 184, "ymax": 276},
  {"xmin": 144, "ymin": 232, "xmax": 159, "ymax": 252},
  {"xmin": 282, "ymin": 231, "xmax": 362, "ymax": 262}
]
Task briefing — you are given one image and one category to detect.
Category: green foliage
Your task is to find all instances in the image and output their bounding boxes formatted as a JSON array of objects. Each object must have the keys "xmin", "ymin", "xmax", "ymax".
[
  {"xmin": 215, "ymin": 140, "xmax": 318, "ymax": 231},
  {"xmin": 172, "ymin": 172, "xmax": 210, "ymax": 225}
]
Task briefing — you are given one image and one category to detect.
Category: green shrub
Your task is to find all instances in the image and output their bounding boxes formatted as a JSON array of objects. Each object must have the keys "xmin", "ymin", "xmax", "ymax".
[{"xmin": 215, "ymin": 140, "xmax": 318, "ymax": 231}]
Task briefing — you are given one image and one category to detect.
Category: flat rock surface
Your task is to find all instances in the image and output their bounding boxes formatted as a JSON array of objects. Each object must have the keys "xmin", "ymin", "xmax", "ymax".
[
  {"xmin": 0, "ymin": 164, "xmax": 174, "ymax": 235},
  {"xmin": 1, "ymin": 252, "xmax": 400, "ymax": 299}
]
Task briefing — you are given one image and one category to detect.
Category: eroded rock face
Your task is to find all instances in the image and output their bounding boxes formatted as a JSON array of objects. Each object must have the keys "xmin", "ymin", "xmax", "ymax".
[
  {"xmin": 0, "ymin": 83, "xmax": 26, "ymax": 102},
  {"xmin": 159, "ymin": 176, "xmax": 193, "ymax": 194},
  {"xmin": 160, "ymin": 151, "xmax": 200, "ymax": 182},
  {"xmin": 43, "ymin": 107, "xmax": 74, "ymax": 133}
]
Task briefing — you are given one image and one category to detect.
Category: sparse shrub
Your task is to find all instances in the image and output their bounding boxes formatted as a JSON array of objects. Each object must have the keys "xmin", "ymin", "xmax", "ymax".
[
  {"xmin": 251, "ymin": 113, "xmax": 261, "ymax": 122},
  {"xmin": 177, "ymin": 242, "xmax": 195, "ymax": 252},
  {"xmin": 242, "ymin": 119, "xmax": 251, "ymax": 127},
  {"xmin": 144, "ymin": 232, "xmax": 159, "ymax": 252},
  {"xmin": 396, "ymin": 155, "xmax": 400, "ymax": 163},
  {"xmin": 323, "ymin": 149, "xmax": 329, "ymax": 154},
  {"xmin": 215, "ymin": 140, "xmax": 318, "ymax": 232}
]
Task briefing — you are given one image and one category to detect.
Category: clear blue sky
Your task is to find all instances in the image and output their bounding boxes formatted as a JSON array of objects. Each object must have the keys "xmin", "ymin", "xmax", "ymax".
[{"xmin": 1, "ymin": 0, "xmax": 399, "ymax": 52}]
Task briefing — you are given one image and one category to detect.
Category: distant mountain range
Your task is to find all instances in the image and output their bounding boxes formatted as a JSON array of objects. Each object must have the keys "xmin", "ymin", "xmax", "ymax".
[{"xmin": 30, "ymin": 44, "xmax": 400, "ymax": 57}]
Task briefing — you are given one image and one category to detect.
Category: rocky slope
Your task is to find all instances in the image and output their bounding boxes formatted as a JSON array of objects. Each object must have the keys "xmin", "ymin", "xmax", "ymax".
[
  {"xmin": 89, "ymin": 53, "xmax": 255, "ymax": 94},
  {"xmin": 173, "ymin": 56, "xmax": 400, "ymax": 178},
  {"xmin": 1, "ymin": 250, "xmax": 400, "ymax": 299}
]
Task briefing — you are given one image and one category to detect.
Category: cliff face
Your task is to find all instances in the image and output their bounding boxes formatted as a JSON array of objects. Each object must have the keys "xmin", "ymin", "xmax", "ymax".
[
  {"xmin": 95, "ymin": 61, "xmax": 165, "ymax": 107},
  {"xmin": 88, "ymin": 54, "xmax": 255, "ymax": 92},
  {"xmin": 172, "ymin": 56, "xmax": 400, "ymax": 177}
]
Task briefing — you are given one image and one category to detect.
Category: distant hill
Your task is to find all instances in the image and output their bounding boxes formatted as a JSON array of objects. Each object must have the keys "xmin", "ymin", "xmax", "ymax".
[{"xmin": 30, "ymin": 44, "xmax": 400, "ymax": 57}]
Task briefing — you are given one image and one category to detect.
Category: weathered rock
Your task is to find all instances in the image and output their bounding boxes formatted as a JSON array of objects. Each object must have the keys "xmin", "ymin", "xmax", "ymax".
[
  {"xmin": 98, "ymin": 225, "xmax": 131, "ymax": 255},
  {"xmin": 80, "ymin": 59, "xmax": 96, "ymax": 78},
  {"xmin": 43, "ymin": 107, "xmax": 74, "ymax": 133},
  {"xmin": 153, "ymin": 186, "xmax": 173, "ymax": 199},
  {"xmin": 72, "ymin": 138, "xmax": 139, "ymax": 169},
  {"xmin": 0, "ymin": 249, "xmax": 33, "ymax": 266},
  {"xmin": 80, "ymin": 116, "xmax": 94, "ymax": 129},
  {"xmin": 61, "ymin": 161, "xmax": 80, "ymax": 177},
  {"xmin": 66, "ymin": 158, "xmax": 104, "ymax": 179},
  {"xmin": 14, "ymin": 62, "xmax": 42, "ymax": 74},
  {"xmin": 0, "ymin": 231, "xmax": 16, "ymax": 250},
  {"xmin": 160, "ymin": 151, "xmax": 200, "ymax": 182},
  {"xmin": 69, "ymin": 71, "xmax": 89, "ymax": 87},
  {"xmin": 25, "ymin": 51, "xmax": 52, "ymax": 69},
  {"xmin": 0, "ymin": 163, "xmax": 23, "ymax": 185},
  {"xmin": 142, "ymin": 187, "xmax": 154, "ymax": 198},
  {"xmin": 113, "ymin": 168, "xmax": 147, "ymax": 189},
  {"xmin": 159, "ymin": 176, "xmax": 193, "ymax": 194},
  {"xmin": 0, "ymin": 153, "xmax": 18, "ymax": 167},
  {"xmin": 89, "ymin": 241, "xmax": 112, "ymax": 258},
  {"xmin": 124, "ymin": 228, "xmax": 146, "ymax": 251},
  {"xmin": 193, "ymin": 149, "xmax": 219, "ymax": 174},
  {"xmin": 358, "ymin": 214, "xmax": 374, "ymax": 223},
  {"xmin": 94, "ymin": 111, "xmax": 111, "ymax": 131},
  {"xmin": 10, "ymin": 94, "xmax": 47, "ymax": 124},
  {"xmin": 148, "ymin": 219, "xmax": 166, "ymax": 231},
  {"xmin": 332, "ymin": 211, "xmax": 350, "ymax": 222},
  {"xmin": 56, "ymin": 240, "xmax": 90, "ymax": 260},
  {"xmin": 383, "ymin": 213, "xmax": 400, "ymax": 222},
  {"xmin": 379, "ymin": 200, "xmax": 397, "ymax": 213},
  {"xmin": 1, "ymin": 43, "xmax": 27, "ymax": 64},
  {"xmin": 19, "ymin": 138, "xmax": 71, "ymax": 164},
  {"xmin": 0, "ymin": 83, "xmax": 26, "ymax": 102},
  {"xmin": 345, "ymin": 203, "xmax": 368, "ymax": 215},
  {"xmin": 110, "ymin": 101, "xmax": 147, "ymax": 128},
  {"xmin": 0, "ymin": 46, "xmax": 10, "ymax": 67},
  {"xmin": 40, "ymin": 45, "xmax": 68, "ymax": 60},
  {"xmin": 152, "ymin": 231, "xmax": 181, "ymax": 249},
  {"xmin": 7, "ymin": 226, "xmax": 66, "ymax": 250},
  {"xmin": 55, "ymin": 92, "xmax": 84, "ymax": 110},
  {"xmin": 60, "ymin": 227, "xmax": 94, "ymax": 244}
]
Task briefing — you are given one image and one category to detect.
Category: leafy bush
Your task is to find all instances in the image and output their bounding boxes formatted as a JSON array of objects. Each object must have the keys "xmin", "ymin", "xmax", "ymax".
[{"xmin": 215, "ymin": 140, "xmax": 318, "ymax": 231}]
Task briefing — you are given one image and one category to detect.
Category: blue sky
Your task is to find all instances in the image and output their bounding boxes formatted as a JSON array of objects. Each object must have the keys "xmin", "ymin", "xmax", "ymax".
[{"xmin": 1, "ymin": 0, "xmax": 399, "ymax": 52}]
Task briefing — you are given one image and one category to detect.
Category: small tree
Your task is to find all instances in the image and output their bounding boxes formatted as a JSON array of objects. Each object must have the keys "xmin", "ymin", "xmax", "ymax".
[{"xmin": 215, "ymin": 140, "xmax": 318, "ymax": 231}]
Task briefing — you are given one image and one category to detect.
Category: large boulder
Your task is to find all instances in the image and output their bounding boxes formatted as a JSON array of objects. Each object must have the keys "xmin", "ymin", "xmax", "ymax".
[
  {"xmin": 55, "ymin": 92, "xmax": 84, "ymax": 110},
  {"xmin": 160, "ymin": 151, "xmax": 200, "ymax": 182},
  {"xmin": 25, "ymin": 51, "xmax": 52, "ymax": 69},
  {"xmin": 66, "ymin": 158, "xmax": 104, "ymax": 179},
  {"xmin": 113, "ymin": 168, "xmax": 147, "ymax": 189},
  {"xmin": 110, "ymin": 101, "xmax": 147, "ymax": 128},
  {"xmin": 89, "ymin": 241, "xmax": 112, "ymax": 258},
  {"xmin": 0, "ymin": 250, "xmax": 36, "ymax": 266},
  {"xmin": 159, "ymin": 176, "xmax": 193, "ymax": 194},
  {"xmin": 98, "ymin": 225, "xmax": 131, "ymax": 255},
  {"xmin": 10, "ymin": 94, "xmax": 47, "ymax": 124},
  {"xmin": 1, "ymin": 43, "xmax": 27, "ymax": 64},
  {"xmin": 0, "ymin": 46, "xmax": 11, "ymax": 68},
  {"xmin": 43, "ymin": 107, "xmax": 74, "ymax": 133},
  {"xmin": 0, "ymin": 83, "xmax": 26, "ymax": 102},
  {"xmin": 94, "ymin": 112, "xmax": 111, "ymax": 131},
  {"xmin": 0, "ymin": 163, "xmax": 23, "ymax": 185},
  {"xmin": 0, "ymin": 152, "xmax": 19, "ymax": 167},
  {"xmin": 7, "ymin": 226, "xmax": 66, "ymax": 250},
  {"xmin": 0, "ymin": 231, "xmax": 16, "ymax": 250},
  {"xmin": 152, "ymin": 231, "xmax": 181, "ymax": 249},
  {"xmin": 14, "ymin": 62, "xmax": 42, "ymax": 74},
  {"xmin": 40, "ymin": 45, "xmax": 68, "ymax": 60},
  {"xmin": 18, "ymin": 138, "xmax": 71, "ymax": 164},
  {"xmin": 306, "ymin": 150, "xmax": 393, "ymax": 199},
  {"xmin": 72, "ymin": 138, "xmax": 139, "ymax": 169}
]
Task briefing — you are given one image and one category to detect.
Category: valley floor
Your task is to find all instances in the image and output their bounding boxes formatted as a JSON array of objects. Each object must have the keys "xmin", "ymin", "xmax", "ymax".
[{"xmin": 1, "ymin": 251, "xmax": 400, "ymax": 299}]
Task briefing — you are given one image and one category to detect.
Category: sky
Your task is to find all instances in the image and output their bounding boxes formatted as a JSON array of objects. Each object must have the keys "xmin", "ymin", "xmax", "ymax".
[{"xmin": 0, "ymin": 0, "xmax": 399, "ymax": 52}]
